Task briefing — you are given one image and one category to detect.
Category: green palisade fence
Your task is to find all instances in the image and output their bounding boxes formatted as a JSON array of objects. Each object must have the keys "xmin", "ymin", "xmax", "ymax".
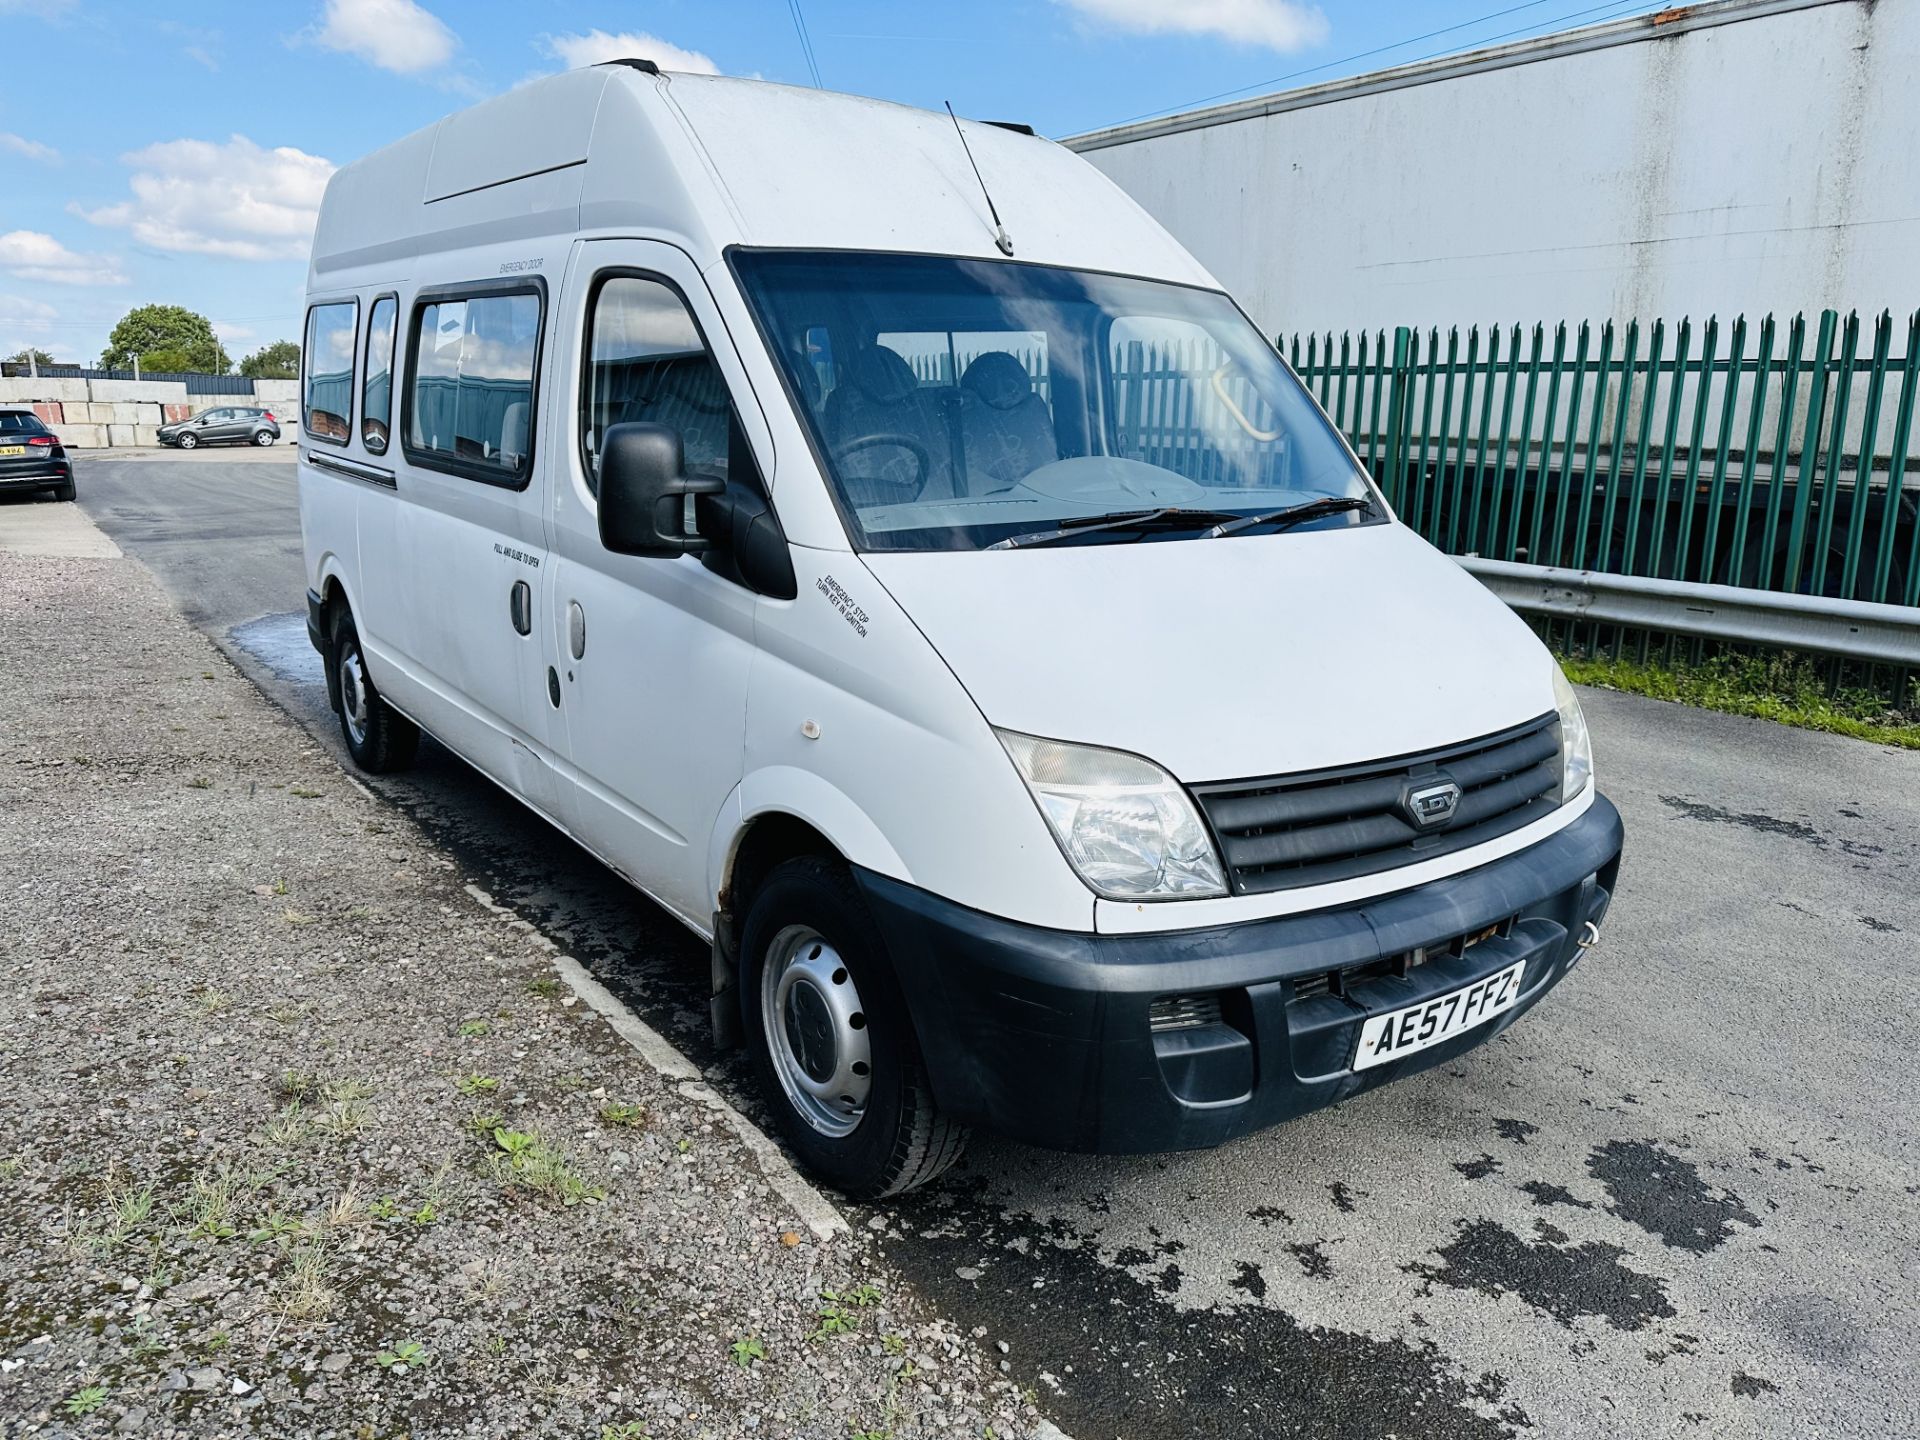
[{"xmin": 1287, "ymin": 310, "xmax": 1920, "ymax": 609}]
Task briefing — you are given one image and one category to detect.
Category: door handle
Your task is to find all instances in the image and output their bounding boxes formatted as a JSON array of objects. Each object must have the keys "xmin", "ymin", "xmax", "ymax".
[
  {"xmin": 568, "ymin": 600, "xmax": 586, "ymax": 660},
  {"xmin": 510, "ymin": 580, "xmax": 532, "ymax": 635}
]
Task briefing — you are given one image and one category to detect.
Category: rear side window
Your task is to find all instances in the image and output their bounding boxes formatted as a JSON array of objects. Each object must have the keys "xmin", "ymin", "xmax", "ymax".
[
  {"xmin": 303, "ymin": 301, "xmax": 358, "ymax": 446},
  {"xmin": 581, "ymin": 274, "xmax": 728, "ymax": 495},
  {"xmin": 363, "ymin": 295, "xmax": 397, "ymax": 454},
  {"xmin": 406, "ymin": 287, "xmax": 542, "ymax": 484},
  {"xmin": 1, "ymin": 410, "xmax": 48, "ymax": 433}
]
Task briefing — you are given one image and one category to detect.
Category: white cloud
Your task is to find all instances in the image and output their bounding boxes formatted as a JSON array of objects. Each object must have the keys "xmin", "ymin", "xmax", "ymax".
[
  {"xmin": 0, "ymin": 230, "xmax": 127, "ymax": 286},
  {"xmin": 314, "ymin": 0, "xmax": 457, "ymax": 74},
  {"xmin": 1, "ymin": 132, "xmax": 59, "ymax": 163},
  {"xmin": 77, "ymin": 135, "xmax": 335, "ymax": 262},
  {"xmin": 1057, "ymin": 0, "xmax": 1327, "ymax": 52},
  {"xmin": 540, "ymin": 28, "xmax": 720, "ymax": 75},
  {"xmin": 0, "ymin": 294, "xmax": 59, "ymax": 333}
]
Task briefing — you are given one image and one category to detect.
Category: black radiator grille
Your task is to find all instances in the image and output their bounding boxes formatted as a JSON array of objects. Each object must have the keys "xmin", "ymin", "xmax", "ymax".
[{"xmin": 1192, "ymin": 714, "xmax": 1563, "ymax": 895}]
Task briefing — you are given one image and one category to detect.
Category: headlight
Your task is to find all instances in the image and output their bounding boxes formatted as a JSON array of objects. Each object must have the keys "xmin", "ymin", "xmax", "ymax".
[
  {"xmin": 996, "ymin": 730, "xmax": 1227, "ymax": 900},
  {"xmin": 1552, "ymin": 666, "xmax": 1594, "ymax": 804}
]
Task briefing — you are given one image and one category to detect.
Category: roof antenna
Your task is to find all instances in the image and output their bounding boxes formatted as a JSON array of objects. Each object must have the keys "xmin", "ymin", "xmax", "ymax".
[{"xmin": 945, "ymin": 101, "xmax": 1014, "ymax": 257}]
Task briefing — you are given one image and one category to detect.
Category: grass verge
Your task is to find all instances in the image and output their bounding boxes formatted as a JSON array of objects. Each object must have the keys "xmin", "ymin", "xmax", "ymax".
[{"xmin": 1560, "ymin": 648, "xmax": 1920, "ymax": 750}]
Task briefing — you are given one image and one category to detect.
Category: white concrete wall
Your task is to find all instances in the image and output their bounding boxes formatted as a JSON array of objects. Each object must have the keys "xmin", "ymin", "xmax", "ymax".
[{"xmin": 1071, "ymin": 0, "xmax": 1917, "ymax": 338}]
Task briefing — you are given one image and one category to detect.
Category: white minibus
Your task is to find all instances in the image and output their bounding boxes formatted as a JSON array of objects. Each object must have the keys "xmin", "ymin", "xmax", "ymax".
[{"xmin": 302, "ymin": 62, "xmax": 1622, "ymax": 1196}]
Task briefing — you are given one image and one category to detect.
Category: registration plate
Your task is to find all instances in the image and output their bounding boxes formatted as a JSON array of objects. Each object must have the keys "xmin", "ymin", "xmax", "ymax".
[
  {"xmin": 1352, "ymin": 960, "xmax": 1527, "ymax": 1071},
  {"xmin": 0, "ymin": 445, "xmax": 25, "ymax": 457}
]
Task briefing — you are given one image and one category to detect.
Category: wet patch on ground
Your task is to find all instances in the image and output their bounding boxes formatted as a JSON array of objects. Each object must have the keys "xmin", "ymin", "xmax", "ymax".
[
  {"xmin": 1659, "ymin": 797, "xmax": 1827, "ymax": 848},
  {"xmin": 1493, "ymin": 1118, "xmax": 1539, "ymax": 1145},
  {"xmin": 878, "ymin": 1178, "xmax": 1529, "ymax": 1439},
  {"xmin": 1520, "ymin": 1180, "xmax": 1593, "ymax": 1210},
  {"xmin": 1454, "ymin": 1154, "xmax": 1502, "ymax": 1180},
  {"xmin": 1730, "ymin": 1371, "xmax": 1778, "ymax": 1397},
  {"xmin": 1408, "ymin": 1218, "xmax": 1675, "ymax": 1331},
  {"xmin": 1586, "ymin": 1140, "xmax": 1760, "ymax": 1254},
  {"xmin": 228, "ymin": 612, "xmax": 325, "ymax": 686}
]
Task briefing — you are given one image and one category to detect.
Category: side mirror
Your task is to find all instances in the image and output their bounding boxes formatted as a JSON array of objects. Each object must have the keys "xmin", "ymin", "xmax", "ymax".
[{"xmin": 598, "ymin": 422, "xmax": 726, "ymax": 557}]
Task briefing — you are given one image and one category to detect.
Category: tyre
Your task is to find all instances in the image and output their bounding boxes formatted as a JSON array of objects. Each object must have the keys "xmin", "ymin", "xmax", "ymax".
[
  {"xmin": 52, "ymin": 479, "xmax": 75, "ymax": 502},
  {"xmin": 177, "ymin": 432, "xmax": 197, "ymax": 450},
  {"xmin": 253, "ymin": 429, "xmax": 276, "ymax": 446},
  {"xmin": 740, "ymin": 856, "xmax": 968, "ymax": 1198},
  {"xmin": 330, "ymin": 609, "xmax": 419, "ymax": 773}
]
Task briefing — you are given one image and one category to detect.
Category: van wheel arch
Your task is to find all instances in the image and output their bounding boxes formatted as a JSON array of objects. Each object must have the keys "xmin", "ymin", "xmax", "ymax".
[
  {"xmin": 711, "ymin": 814, "xmax": 844, "ymax": 1050},
  {"xmin": 317, "ymin": 577, "xmax": 351, "ymax": 713}
]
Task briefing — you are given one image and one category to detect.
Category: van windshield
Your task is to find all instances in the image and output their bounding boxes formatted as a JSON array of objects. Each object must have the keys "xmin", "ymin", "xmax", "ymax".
[{"xmin": 731, "ymin": 250, "xmax": 1373, "ymax": 553}]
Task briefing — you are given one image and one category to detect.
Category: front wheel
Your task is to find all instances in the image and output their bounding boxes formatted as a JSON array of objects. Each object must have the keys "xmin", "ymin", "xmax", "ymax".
[
  {"xmin": 177, "ymin": 432, "xmax": 198, "ymax": 450},
  {"xmin": 740, "ymin": 857, "xmax": 968, "ymax": 1198},
  {"xmin": 330, "ymin": 610, "xmax": 419, "ymax": 773}
]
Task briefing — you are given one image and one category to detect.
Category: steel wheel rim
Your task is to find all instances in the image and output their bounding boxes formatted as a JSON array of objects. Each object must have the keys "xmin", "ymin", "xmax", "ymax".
[
  {"xmin": 761, "ymin": 925, "xmax": 871, "ymax": 1138},
  {"xmin": 338, "ymin": 642, "xmax": 370, "ymax": 748}
]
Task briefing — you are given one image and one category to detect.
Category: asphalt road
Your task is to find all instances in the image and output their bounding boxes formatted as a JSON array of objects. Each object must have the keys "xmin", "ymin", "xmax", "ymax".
[{"xmin": 44, "ymin": 453, "xmax": 1920, "ymax": 1438}]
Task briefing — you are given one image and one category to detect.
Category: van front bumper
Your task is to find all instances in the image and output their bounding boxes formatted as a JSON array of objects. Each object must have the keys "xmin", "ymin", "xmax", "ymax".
[{"xmin": 857, "ymin": 794, "xmax": 1622, "ymax": 1155}]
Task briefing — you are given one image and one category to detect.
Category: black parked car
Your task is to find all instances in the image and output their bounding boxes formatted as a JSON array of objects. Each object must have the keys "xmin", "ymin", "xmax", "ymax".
[
  {"xmin": 158, "ymin": 405, "xmax": 282, "ymax": 449},
  {"xmin": 0, "ymin": 407, "xmax": 75, "ymax": 501}
]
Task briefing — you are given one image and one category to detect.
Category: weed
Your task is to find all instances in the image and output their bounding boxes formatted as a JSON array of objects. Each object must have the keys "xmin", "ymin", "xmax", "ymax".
[
  {"xmin": 368, "ymin": 1194, "xmax": 402, "ymax": 1221},
  {"xmin": 410, "ymin": 1199, "xmax": 439, "ymax": 1226},
  {"xmin": 482, "ymin": 1333, "xmax": 508, "ymax": 1357},
  {"xmin": 178, "ymin": 1165, "xmax": 241, "ymax": 1241},
  {"xmin": 525, "ymin": 976, "xmax": 562, "ymax": 999},
  {"xmin": 729, "ymin": 1335, "xmax": 766, "ymax": 1369},
  {"xmin": 597, "ymin": 1101, "xmax": 646, "ymax": 1129},
  {"xmin": 106, "ymin": 1175, "xmax": 156, "ymax": 1239},
  {"xmin": 289, "ymin": 787, "xmax": 322, "ymax": 799},
  {"xmin": 599, "ymin": 1425, "xmax": 649, "ymax": 1440},
  {"xmin": 347, "ymin": 905, "xmax": 374, "ymax": 920},
  {"xmin": 465, "ymin": 1110, "xmax": 506, "ymax": 1139},
  {"xmin": 261, "ymin": 1103, "xmax": 309, "ymax": 1149},
  {"xmin": 279, "ymin": 1070, "xmax": 318, "ymax": 1103},
  {"xmin": 675, "ymin": 1138, "xmax": 692, "ymax": 1154},
  {"xmin": 204, "ymin": 1332, "xmax": 229, "ymax": 1354},
  {"xmin": 248, "ymin": 1208, "xmax": 305, "ymax": 1245},
  {"xmin": 466, "ymin": 1258, "xmax": 508, "ymax": 1304},
  {"xmin": 376, "ymin": 1338, "xmax": 429, "ymax": 1370},
  {"xmin": 186, "ymin": 776, "xmax": 213, "ymax": 790},
  {"xmin": 63, "ymin": 1385, "xmax": 108, "ymax": 1417},
  {"xmin": 324, "ymin": 1182, "xmax": 366, "ymax": 1229},
  {"xmin": 277, "ymin": 1243, "xmax": 336, "ymax": 1320},
  {"xmin": 487, "ymin": 1128, "xmax": 604, "ymax": 1207},
  {"xmin": 270, "ymin": 878, "xmax": 289, "ymax": 895},
  {"xmin": 455, "ymin": 1073, "xmax": 500, "ymax": 1096},
  {"xmin": 125, "ymin": 1314, "xmax": 168, "ymax": 1361},
  {"xmin": 457, "ymin": 1018, "xmax": 491, "ymax": 1038},
  {"xmin": 316, "ymin": 1094, "xmax": 372, "ymax": 1139},
  {"xmin": 0, "ymin": 1156, "xmax": 24, "ymax": 1181},
  {"xmin": 847, "ymin": 1283, "xmax": 882, "ymax": 1308},
  {"xmin": 881, "ymin": 1333, "xmax": 906, "ymax": 1357},
  {"xmin": 810, "ymin": 1296, "xmax": 857, "ymax": 1341},
  {"xmin": 324, "ymin": 1077, "xmax": 375, "ymax": 1103},
  {"xmin": 283, "ymin": 908, "xmax": 316, "ymax": 926},
  {"xmin": 196, "ymin": 986, "xmax": 232, "ymax": 1016},
  {"xmin": 266, "ymin": 1004, "xmax": 302, "ymax": 1026},
  {"xmin": 553, "ymin": 1073, "xmax": 587, "ymax": 1093}
]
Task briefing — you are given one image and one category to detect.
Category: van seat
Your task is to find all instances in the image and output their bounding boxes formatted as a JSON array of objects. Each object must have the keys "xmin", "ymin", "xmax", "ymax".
[
  {"xmin": 959, "ymin": 351, "xmax": 1057, "ymax": 492},
  {"xmin": 825, "ymin": 346, "xmax": 957, "ymax": 505}
]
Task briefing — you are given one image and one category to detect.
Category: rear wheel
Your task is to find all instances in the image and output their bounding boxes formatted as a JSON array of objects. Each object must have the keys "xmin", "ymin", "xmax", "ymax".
[
  {"xmin": 740, "ymin": 856, "xmax": 968, "ymax": 1198},
  {"xmin": 253, "ymin": 429, "xmax": 276, "ymax": 446},
  {"xmin": 330, "ymin": 609, "xmax": 418, "ymax": 773},
  {"xmin": 51, "ymin": 479, "xmax": 75, "ymax": 502}
]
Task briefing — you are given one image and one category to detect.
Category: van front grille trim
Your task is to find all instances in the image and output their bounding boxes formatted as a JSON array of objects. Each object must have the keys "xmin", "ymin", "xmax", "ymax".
[{"xmin": 1191, "ymin": 714, "xmax": 1562, "ymax": 895}]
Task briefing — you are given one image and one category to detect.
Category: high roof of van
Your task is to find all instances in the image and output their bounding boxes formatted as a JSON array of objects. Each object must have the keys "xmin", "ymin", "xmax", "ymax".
[{"xmin": 308, "ymin": 66, "xmax": 1214, "ymax": 289}]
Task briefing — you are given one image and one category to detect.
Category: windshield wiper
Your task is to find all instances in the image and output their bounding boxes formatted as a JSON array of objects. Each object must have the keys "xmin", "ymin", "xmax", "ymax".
[
  {"xmin": 1202, "ymin": 495, "xmax": 1374, "ymax": 538},
  {"xmin": 987, "ymin": 506, "xmax": 1250, "ymax": 551}
]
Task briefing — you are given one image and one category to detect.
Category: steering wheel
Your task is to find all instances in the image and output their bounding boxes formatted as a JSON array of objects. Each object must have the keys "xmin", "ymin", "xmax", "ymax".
[{"xmin": 838, "ymin": 433, "xmax": 932, "ymax": 503}]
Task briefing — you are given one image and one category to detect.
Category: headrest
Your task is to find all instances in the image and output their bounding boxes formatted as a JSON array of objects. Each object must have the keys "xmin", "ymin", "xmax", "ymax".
[
  {"xmin": 850, "ymin": 346, "xmax": 919, "ymax": 404},
  {"xmin": 961, "ymin": 350, "xmax": 1034, "ymax": 409}
]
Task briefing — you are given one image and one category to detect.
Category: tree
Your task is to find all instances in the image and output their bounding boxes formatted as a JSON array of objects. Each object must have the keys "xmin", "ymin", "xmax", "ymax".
[
  {"xmin": 239, "ymin": 340, "xmax": 301, "ymax": 380},
  {"xmin": 100, "ymin": 304, "xmax": 230, "ymax": 374},
  {"xmin": 7, "ymin": 347, "xmax": 56, "ymax": 369},
  {"xmin": 139, "ymin": 348, "xmax": 198, "ymax": 374}
]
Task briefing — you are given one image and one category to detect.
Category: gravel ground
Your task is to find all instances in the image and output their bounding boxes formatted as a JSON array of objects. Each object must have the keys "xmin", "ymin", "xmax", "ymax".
[{"xmin": 0, "ymin": 548, "xmax": 1047, "ymax": 1439}]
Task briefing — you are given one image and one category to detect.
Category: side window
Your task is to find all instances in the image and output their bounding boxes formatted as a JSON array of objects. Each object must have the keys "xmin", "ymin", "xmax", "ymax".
[
  {"xmin": 303, "ymin": 301, "xmax": 358, "ymax": 445},
  {"xmin": 362, "ymin": 295, "xmax": 397, "ymax": 454},
  {"xmin": 406, "ymin": 288, "xmax": 541, "ymax": 483},
  {"xmin": 581, "ymin": 274, "xmax": 729, "ymax": 497}
]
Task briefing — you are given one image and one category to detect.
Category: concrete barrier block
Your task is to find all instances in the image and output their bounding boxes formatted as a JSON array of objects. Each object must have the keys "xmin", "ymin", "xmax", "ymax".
[
  {"xmin": 58, "ymin": 423, "xmax": 109, "ymax": 449},
  {"xmin": 132, "ymin": 425, "xmax": 159, "ymax": 447},
  {"xmin": 0, "ymin": 377, "xmax": 90, "ymax": 404},
  {"xmin": 89, "ymin": 379, "xmax": 188, "ymax": 403},
  {"xmin": 135, "ymin": 402, "xmax": 164, "ymax": 426},
  {"xmin": 32, "ymin": 402, "xmax": 63, "ymax": 426},
  {"xmin": 163, "ymin": 404, "xmax": 192, "ymax": 424},
  {"xmin": 254, "ymin": 379, "xmax": 300, "ymax": 404},
  {"xmin": 110, "ymin": 402, "xmax": 143, "ymax": 426},
  {"xmin": 107, "ymin": 424, "xmax": 137, "ymax": 447}
]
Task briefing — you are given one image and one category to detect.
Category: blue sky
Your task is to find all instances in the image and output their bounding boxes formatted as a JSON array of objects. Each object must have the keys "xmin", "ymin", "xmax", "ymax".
[{"xmin": 0, "ymin": 0, "xmax": 1665, "ymax": 367}]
